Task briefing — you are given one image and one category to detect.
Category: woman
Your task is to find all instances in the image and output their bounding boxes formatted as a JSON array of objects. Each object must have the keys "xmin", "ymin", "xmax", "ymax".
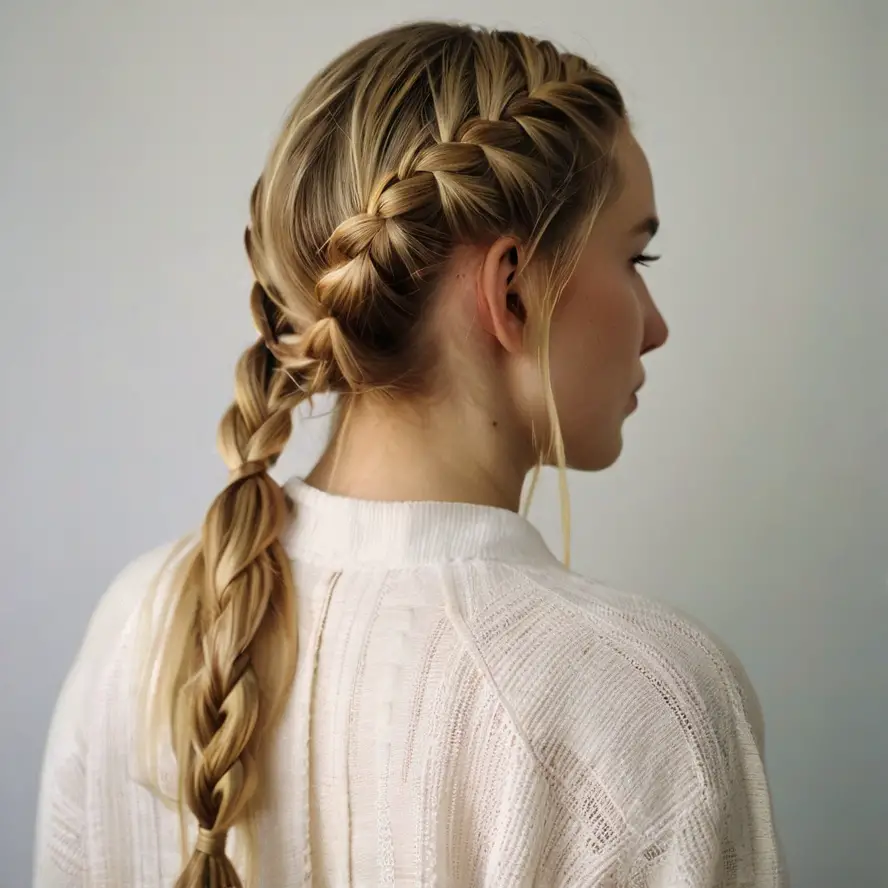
[{"xmin": 35, "ymin": 21, "xmax": 785, "ymax": 888}]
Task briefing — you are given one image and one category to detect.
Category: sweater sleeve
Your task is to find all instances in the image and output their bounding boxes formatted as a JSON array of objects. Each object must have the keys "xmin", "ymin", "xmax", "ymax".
[
  {"xmin": 33, "ymin": 546, "xmax": 176, "ymax": 887},
  {"xmin": 33, "ymin": 644, "xmax": 90, "ymax": 888},
  {"xmin": 625, "ymin": 653, "xmax": 784, "ymax": 887},
  {"xmin": 627, "ymin": 782, "xmax": 783, "ymax": 887}
]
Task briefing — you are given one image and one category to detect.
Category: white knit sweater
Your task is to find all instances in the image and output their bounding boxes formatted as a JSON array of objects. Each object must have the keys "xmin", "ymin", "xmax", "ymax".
[{"xmin": 35, "ymin": 479, "xmax": 785, "ymax": 887}]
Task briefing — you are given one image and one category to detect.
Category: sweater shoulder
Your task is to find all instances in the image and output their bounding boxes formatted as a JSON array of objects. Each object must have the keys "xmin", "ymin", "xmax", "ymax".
[
  {"xmin": 51, "ymin": 540, "xmax": 190, "ymax": 750},
  {"xmin": 459, "ymin": 558, "xmax": 754, "ymax": 703},
  {"xmin": 62, "ymin": 543, "xmax": 177, "ymax": 686},
  {"xmin": 77, "ymin": 542, "xmax": 186, "ymax": 681},
  {"xmin": 455, "ymin": 560, "xmax": 762, "ymax": 826},
  {"xmin": 36, "ymin": 542, "xmax": 186, "ymax": 867}
]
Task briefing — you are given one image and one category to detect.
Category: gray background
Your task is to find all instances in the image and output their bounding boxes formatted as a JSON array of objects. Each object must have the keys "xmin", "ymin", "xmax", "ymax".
[{"xmin": 1, "ymin": 1, "xmax": 885, "ymax": 886}]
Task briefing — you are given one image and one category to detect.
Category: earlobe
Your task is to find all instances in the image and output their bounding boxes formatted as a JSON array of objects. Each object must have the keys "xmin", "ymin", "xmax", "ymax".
[{"xmin": 476, "ymin": 237, "xmax": 526, "ymax": 355}]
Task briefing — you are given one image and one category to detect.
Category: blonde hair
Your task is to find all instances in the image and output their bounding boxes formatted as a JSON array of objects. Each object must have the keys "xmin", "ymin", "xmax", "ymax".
[{"xmin": 142, "ymin": 21, "xmax": 626, "ymax": 887}]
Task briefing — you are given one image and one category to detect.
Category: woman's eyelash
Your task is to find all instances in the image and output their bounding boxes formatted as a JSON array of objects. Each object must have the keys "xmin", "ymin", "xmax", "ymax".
[{"xmin": 632, "ymin": 253, "xmax": 661, "ymax": 267}]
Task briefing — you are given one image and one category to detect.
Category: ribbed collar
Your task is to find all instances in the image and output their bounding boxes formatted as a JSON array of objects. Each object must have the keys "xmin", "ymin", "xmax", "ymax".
[{"xmin": 281, "ymin": 478, "xmax": 557, "ymax": 568}]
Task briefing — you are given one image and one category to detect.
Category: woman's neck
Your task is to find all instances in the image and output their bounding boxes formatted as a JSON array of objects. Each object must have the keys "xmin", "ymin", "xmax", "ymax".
[{"xmin": 305, "ymin": 393, "xmax": 532, "ymax": 512}]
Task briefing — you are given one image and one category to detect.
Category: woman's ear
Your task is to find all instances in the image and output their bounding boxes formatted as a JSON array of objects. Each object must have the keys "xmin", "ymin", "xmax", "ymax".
[{"xmin": 475, "ymin": 237, "xmax": 526, "ymax": 354}]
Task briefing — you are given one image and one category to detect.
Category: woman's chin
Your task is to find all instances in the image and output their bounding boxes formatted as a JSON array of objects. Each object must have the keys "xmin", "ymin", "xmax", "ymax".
[{"xmin": 560, "ymin": 430, "xmax": 625, "ymax": 473}]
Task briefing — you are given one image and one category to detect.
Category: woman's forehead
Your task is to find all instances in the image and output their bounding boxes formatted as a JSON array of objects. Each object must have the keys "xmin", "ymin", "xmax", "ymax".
[{"xmin": 598, "ymin": 134, "xmax": 656, "ymax": 235}]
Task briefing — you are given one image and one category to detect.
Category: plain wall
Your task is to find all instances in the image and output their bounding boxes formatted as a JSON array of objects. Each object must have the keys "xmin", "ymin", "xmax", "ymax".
[{"xmin": 1, "ymin": 1, "xmax": 885, "ymax": 885}]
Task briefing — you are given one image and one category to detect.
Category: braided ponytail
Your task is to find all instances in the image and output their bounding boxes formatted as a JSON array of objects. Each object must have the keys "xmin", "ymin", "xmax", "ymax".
[
  {"xmin": 142, "ymin": 21, "xmax": 626, "ymax": 887},
  {"xmin": 171, "ymin": 287, "xmax": 304, "ymax": 886}
]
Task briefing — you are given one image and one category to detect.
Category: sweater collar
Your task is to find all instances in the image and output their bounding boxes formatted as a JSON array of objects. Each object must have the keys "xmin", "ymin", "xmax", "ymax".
[{"xmin": 281, "ymin": 477, "xmax": 557, "ymax": 568}]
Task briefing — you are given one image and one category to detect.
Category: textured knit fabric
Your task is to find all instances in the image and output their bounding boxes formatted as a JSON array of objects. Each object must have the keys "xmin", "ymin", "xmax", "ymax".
[{"xmin": 35, "ymin": 478, "xmax": 786, "ymax": 887}]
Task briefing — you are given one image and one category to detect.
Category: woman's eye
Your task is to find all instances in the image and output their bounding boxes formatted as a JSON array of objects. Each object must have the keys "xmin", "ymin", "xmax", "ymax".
[{"xmin": 632, "ymin": 253, "xmax": 661, "ymax": 268}]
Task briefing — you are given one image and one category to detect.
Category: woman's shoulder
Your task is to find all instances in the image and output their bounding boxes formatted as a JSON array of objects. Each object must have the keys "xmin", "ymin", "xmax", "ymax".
[
  {"xmin": 458, "ymin": 558, "xmax": 766, "ymax": 819},
  {"xmin": 49, "ymin": 540, "xmax": 191, "ymax": 747},
  {"xmin": 464, "ymin": 558, "xmax": 759, "ymax": 694},
  {"xmin": 75, "ymin": 542, "xmax": 189, "ymax": 678}
]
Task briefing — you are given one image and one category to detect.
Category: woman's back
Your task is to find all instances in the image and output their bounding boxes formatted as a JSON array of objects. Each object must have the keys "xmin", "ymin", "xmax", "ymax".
[{"xmin": 36, "ymin": 480, "xmax": 782, "ymax": 886}]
